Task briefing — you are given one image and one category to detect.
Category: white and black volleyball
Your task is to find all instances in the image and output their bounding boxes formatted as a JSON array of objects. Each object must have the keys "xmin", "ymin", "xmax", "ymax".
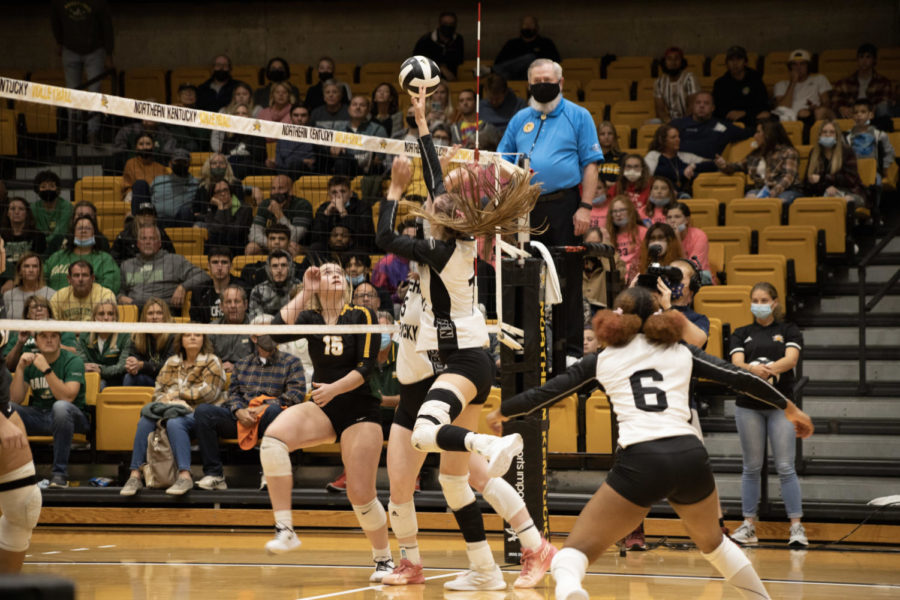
[{"xmin": 398, "ymin": 55, "xmax": 441, "ymax": 97}]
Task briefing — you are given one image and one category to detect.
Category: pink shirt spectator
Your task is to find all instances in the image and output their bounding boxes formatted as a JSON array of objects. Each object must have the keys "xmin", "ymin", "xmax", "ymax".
[
  {"xmin": 608, "ymin": 182, "xmax": 651, "ymax": 221},
  {"xmin": 615, "ymin": 226, "xmax": 647, "ymax": 281},
  {"xmin": 680, "ymin": 225, "xmax": 710, "ymax": 273},
  {"xmin": 644, "ymin": 206, "xmax": 668, "ymax": 226},
  {"xmin": 590, "ymin": 203, "xmax": 609, "ymax": 228}
]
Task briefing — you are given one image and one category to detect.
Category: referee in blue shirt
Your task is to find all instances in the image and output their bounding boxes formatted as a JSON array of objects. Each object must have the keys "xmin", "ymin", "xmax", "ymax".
[{"xmin": 498, "ymin": 59, "xmax": 603, "ymax": 359}]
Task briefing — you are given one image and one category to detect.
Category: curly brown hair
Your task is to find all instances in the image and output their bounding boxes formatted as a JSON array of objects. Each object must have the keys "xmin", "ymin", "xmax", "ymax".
[{"xmin": 592, "ymin": 286, "xmax": 686, "ymax": 347}]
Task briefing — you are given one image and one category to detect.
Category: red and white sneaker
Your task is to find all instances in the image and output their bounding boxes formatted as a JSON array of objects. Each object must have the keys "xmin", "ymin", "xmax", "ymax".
[
  {"xmin": 514, "ymin": 539, "xmax": 558, "ymax": 588},
  {"xmin": 381, "ymin": 558, "xmax": 425, "ymax": 585}
]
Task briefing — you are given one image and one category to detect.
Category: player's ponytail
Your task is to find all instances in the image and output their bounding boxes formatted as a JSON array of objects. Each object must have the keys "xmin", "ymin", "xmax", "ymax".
[
  {"xmin": 594, "ymin": 287, "xmax": 684, "ymax": 347},
  {"xmin": 643, "ymin": 309, "xmax": 686, "ymax": 346}
]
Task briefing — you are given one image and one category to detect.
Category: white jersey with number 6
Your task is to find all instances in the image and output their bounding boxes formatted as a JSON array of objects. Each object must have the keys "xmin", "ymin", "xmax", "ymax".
[{"xmin": 596, "ymin": 334, "xmax": 699, "ymax": 448}]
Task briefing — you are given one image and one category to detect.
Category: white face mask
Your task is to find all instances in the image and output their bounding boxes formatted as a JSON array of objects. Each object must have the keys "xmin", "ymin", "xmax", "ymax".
[{"xmin": 623, "ymin": 169, "xmax": 641, "ymax": 182}]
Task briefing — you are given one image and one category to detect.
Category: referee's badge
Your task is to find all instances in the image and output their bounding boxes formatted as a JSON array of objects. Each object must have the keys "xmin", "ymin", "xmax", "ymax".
[{"xmin": 523, "ymin": 122, "xmax": 535, "ymax": 133}]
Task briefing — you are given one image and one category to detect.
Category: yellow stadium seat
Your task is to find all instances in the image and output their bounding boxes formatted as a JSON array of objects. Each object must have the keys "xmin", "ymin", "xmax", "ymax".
[
  {"xmin": 583, "ymin": 79, "xmax": 631, "ymax": 104},
  {"xmin": 584, "ymin": 390, "xmax": 613, "ymax": 454},
  {"xmin": 794, "ymin": 144, "xmax": 812, "ymax": 180},
  {"xmin": 780, "ymin": 121, "xmax": 803, "ymax": 147},
  {"xmin": 708, "ymin": 242, "xmax": 725, "ymax": 276},
  {"xmin": 231, "ymin": 254, "xmax": 266, "ymax": 277},
  {"xmin": 190, "ymin": 151, "xmax": 212, "ymax": 169},
  {"xmin": 289, "ymin": 63, "xmax": 310, "ymax": 87},
  {"xmin": 117, "ymin": 305, "xmax": 138, "ymax": 323},
  {"xmin": 75, "ymin": 176, "xmax": 123, "ymax": 204},
  {"xmin": 725, "ymin": 198, "xmax": 782, "ymax": 232},
  {"xmin": 169, "ymin": 67, "xmax": 212, "ymax": 97},
  {"xmin": 186, "ymin": 254, "xmax": 210, "ymax": 274},
  {"xmin": 683, "ymin": 198, "xmax": 720, "ymax": 230},
  {"xmin": 760, "ymin": 225, "xmax": 819, "ymax": 284},
  {"xmin": 610, "ymin": 101, "xmax": 655, "ymax": 130},
  {"xmin": 606, "ymin": 56, "xmax": 653, "ymax": 81},
  {"xmin": 818, "ymin": 49, "xmax": 857, "ymax": 80},
  {"xmin": 692, "ymin": 173, "xmax": 746, "ymax": 204},
  {"xmin": 726, "ymin": 254, "xmax": 788, "ymax": 306},
  {"xmin": 703, "ymin": 226, "xmax": 752, "ymax": 266},
  {"xmin": 446, "ymin": 81, "xmax": 476, "ymax": 97},
  {"xmin": 0, "ymin": 108, "xmax": 15, "ymax": 155},
  {"xmin": 95, "ymin": 200, "xmax": 130, "ymax": 241},
  {"xmin": 561, "ymin": 58, "xmax": 600, "ymax": 83},
  {"xmin": 682, "ymin": 54, "xmax": 706, "ymax": 74},
  {"xmin": 857, "ymin": 157, "xmax": 878, "ymax": 187},
  {"xmin": 579, "ymin": 101, "xmax": 607, "ymax": 126},
  {"xmin": 231, "ymin": 65, "xmax": 261, "ymax": 87},
  {"xmin": 95, "ymin": 387, "xmax": 154, "ymax": 452},
  {"xmin": 809, "ymin": 119, "xmax": 853, "ymax": 143},
  {"xmin": 165, "ymin": 227, "xmax": 208, "ymax": 255},
  {"xmin": 477, "ymin": 388, "xmax": 502, "ymax": 435},
  {"xmin": 885, "ymin": 132, "xmax": 900, "ymax": 191},
  {"xmin": 706, "ymin": 317, "xmax": 723, "ymax": 358},
  {"xmin": 709, "ymin": 52, "xmax": 760, "ymax": 77},
  {"xmin": 635, "ymin": 123, "xmax": 658, "ymax": 152},
  {"xmin": 788, "ymin": 197, "xmax": 847, "ymax": 254},
  {"xmin": 456, "ymin": 59, "xmax": 493, "ymax": 82},
  {"xmin": 697, "ymin": 75, "xmax": 716, "ymax": 93},
  {"xmin": 332, "ymin": 62, "xmax": 357, "ymax": 84},
  {"xmin": 763, "ymin": 51, "xmax": 791, "ymax": 77},
  {"xmin": 694, "ymin": 285, "xmax": 753, "ymax": 331},
  {"xmin": 548, "ymin": 395, "xmax": 578, "ymax": 453},
  {"xmin": 84, "ymin": 372, "xmax": 100, "ymax": 407},
  {"xmin": 266, "ymin": 141, "xmax": 276, "ymax": 161},
  {"xmin": 562, "ymin": 80, "xmax": 581, "ymax": 98},
  {"xmin": 723, "ymin": 137, "xmax": 755, "ymax": 164},
  {"xmin": 635, "ymin": 77, "xmax": 655, "ymax": 101},
  {"xmin": 507, "ymin": 81, "xmax": 529, "ymax": 98},
  {"xmin": 244, "ymin": 175, "xmax": 275, "ymax": 198},
  {"xmin": 14, "ymin": 101, "xmax": 57, "ymax": 135},
  {"xmin": 614, "ymin": 125, "xmax": 632, "ymax": 149},
  {"xmin": 123, "ymin": 68, "xmax": 167, "ymax": 101},
  {"xmin": 360, "ymin": 61, "xmax": 400, "ymax": 83}
]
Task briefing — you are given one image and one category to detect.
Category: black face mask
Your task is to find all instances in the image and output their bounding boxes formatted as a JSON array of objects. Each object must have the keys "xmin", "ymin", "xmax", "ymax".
[
  {"xmin": 521, "ymin": 28, "xmax": 536, "ymax": 38},
  {"xmin": 270, "ymin": 193, "xmax": 289, "ymax": 204},
  {"xmin": 529, "ymin": 82, "xmax": 560, "ymax": 103},
  {"xmin": 212, "ymin": 69, "xmax": 230, "ymax": 82},
  {"xmin": 171, "ymin": 163, "xmax": 189, "ymax": 177},
  {"xmin": 267, "ymin": 69, "xmax": 287, "ymax": 82},
  {"xmin": 406, "ymin": 116, "xmax": 417, "ymax": 128},
  {"xmin": 318, "ymin": 71, "xmax": 333, "ymax": 82},
  {"xmin": 137, "ymin": 149, "xmax": 152, "ymax": 160},
  {"xmin": 439, "ymin": 23, "xmax": 456, "ymax": 38},
  {"xmin": 38, "ymin": 190, "xmax": 57, "ymax": 203}
]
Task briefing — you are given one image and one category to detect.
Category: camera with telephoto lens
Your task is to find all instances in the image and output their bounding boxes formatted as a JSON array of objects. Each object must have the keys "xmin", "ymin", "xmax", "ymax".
[{"xmin": 636, "ymin": 243, "xmax": 683, "ymax": 290}]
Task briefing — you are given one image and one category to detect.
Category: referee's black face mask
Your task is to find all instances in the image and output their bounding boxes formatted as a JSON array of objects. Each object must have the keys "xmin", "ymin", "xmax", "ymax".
[{"xmin": 529, "ymin": 82, "xmax": 560, "ymax": 103}]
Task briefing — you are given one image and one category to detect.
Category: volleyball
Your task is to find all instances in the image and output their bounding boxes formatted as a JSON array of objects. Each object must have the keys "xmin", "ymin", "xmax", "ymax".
[{"xmin": 398, "ymin": 55, "xmax": 441, "ymax": 97}]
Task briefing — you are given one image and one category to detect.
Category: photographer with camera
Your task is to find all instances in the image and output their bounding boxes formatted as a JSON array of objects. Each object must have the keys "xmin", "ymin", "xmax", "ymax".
[{"xmin": 582, "ymin": 228, "xmax": 626, "ymax": 319}]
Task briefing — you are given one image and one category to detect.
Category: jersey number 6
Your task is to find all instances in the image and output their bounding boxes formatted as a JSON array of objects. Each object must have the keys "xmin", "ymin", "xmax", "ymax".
[{"xmin": 629, "ymin": 369, "xmax": 669, "ymax": 412}]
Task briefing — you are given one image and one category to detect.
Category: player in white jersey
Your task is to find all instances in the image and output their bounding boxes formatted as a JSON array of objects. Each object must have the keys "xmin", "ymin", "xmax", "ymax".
[{"xmin": 487, "ymin": 286, "xmax": 814, "ymax": 600}]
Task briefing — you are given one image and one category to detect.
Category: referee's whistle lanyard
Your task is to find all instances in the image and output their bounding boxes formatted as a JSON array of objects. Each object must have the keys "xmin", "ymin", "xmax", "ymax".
[{"xmin": 524, "ymin": 113, "xmax": 548, "ymax": 165}]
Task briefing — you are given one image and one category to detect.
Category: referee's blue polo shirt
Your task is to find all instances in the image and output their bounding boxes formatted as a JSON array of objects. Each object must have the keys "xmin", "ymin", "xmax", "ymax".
[{"xmin": 498, "ymin": 98, "xmax": 604, "ymax": 194}]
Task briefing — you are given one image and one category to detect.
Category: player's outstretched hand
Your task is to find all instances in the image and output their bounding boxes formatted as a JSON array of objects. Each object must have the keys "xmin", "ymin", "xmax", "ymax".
[
  {"xmin": 390, "ymin": 156, "xmax": 413, "ymax": 192},
  {"xmin": 785, "ymin": 402, "xmax": 814, "ymax": 439},
  {"xmin": 485, "ymin": 409, "xmax": 507, "ymax": 435}
]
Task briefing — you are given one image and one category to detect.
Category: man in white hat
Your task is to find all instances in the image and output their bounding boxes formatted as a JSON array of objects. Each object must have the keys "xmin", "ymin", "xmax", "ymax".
[{"xmin": 773, "ymin": 49, "xmax": 832, "ymax": 122}]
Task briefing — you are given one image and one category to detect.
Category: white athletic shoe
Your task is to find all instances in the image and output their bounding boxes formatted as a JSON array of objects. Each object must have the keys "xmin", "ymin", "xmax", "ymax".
[
  {"xmin": 789, "ymin": 523, "xmax": 809, "ymax": 547},
  {"xmin": 484, "ymin": 433, "xmax": 523, "ymax": 478},
  {"xmin": 731, "ymin": 520, "xmax": 758, "ymax": 545},
  {"xmin": 264, "ymin": 526, "xmax": 301, "ymax": 554},
  {"xmin": 370, "ymin": 558, "xmax": 396, "ymax": 582},
  {"xmin": 554, "ymin": 584, "xmax": 590, "ymax": 600},
  {"xmin": 444, "ymin": 565, "xmax": 507, "ymax": 591},
  {"xmin": 196, "ymin": 475, "xmax": 227, "ymax": 490}
]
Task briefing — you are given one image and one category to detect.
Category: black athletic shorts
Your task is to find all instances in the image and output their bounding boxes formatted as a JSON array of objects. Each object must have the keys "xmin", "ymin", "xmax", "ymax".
[
  {"xmin": 604, "ymin": 434, "xmax": 716, "ymax": 507},
  {"xmin": 320, "ymin": 392, "xmax": 382, "ymax": 442},
  {"xmin": 438, "ymin": 347, "xmax": 495, "ymax": 404}
]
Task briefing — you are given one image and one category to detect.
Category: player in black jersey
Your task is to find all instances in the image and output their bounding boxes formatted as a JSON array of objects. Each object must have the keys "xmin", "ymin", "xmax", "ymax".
[
  {"xmin": 258, "ymin": 262, "xmax": 395, "ymax": 582},
  {"xmin": 488, "ymin": 287, "xmax": 814, "ymax": 600}
]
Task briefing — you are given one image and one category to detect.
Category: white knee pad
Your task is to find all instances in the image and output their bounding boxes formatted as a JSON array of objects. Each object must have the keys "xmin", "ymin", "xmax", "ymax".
[
  {"xmin": 481, "ymin": 477, "xmax": 526, "ymax": 521},
  {"xmin": 702, "ymin": 535, "xmax": 751, "ymax": 579},
  {"xmin": 439, "ymin": 473, "xmax": 476, "ymax": 511},
  {"xmin": 352, "ymin": 497, "xmax": 387, "ymax": 532},
  {"xmin": 388, "ymin": 500, "xmax": 418, "ymax": 540},
  {"xmin": 259, "ymin": 436, "xmax": 292, "ymax": 477},
  {"xmin": 430, "ymin": 380, "xmax": 466, "ymax": 404},
  {"xmin": 0, "ymin": 484, "xmax": 42, "ymax": 552},
  {"xmin": 410, "ymin": 399, "xmax": 453, "ymax": 453}
]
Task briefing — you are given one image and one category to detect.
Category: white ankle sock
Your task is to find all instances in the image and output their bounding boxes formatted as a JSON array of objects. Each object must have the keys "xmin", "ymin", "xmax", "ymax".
[
  {"xmin": 551, "ymin": 547, "xmax": 588, "ymax": 598},
  {"xmin": 516, "ymin": 520, "xmax": 543, "ymax": 550},
  {"xmin": 372, "ymin": 546, "xmax": 392, "ymax": 562},
  {"xmin": 400, "ymin": 544, "xmax": 421, "ymax": 565},
  {"xmin": 465, "ymin": 540, "xmax": 495, "ymax": 571},
  {"xmin": 702, "ymin": 535, "xmax": 770, "ymax": 599},
  {"xmin": 274, "ymin": 510, "xmax": 293, "ymax": 530}
]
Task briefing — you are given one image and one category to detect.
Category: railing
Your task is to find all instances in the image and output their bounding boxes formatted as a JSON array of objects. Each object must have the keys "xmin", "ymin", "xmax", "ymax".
[{"xmin": 857, "ymin": 220, "xmax": 900, "ymax": 393}]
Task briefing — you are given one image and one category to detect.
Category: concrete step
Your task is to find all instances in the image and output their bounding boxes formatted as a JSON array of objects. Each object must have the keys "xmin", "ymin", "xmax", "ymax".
[
  {"xmin": 819, "ymin": 294, "xmax": 900, "ymax": 313},
  {"xmin": 710, "ymin": 397, "xmax": 900, "ymax": 421},
  {"xmin": 802, "ymin": 359, "xmax": 898, "ymax": 382},
  {"xmin": 802, "ymin": 326, "xmax": 900, "ymax": 346},
  {"xmin": 844, "ymin": 265, "xmax": 900, "ymax": 283},
  {"xmin": 703, "ymin": 432, "xmax": 900, "ymax": 461}
]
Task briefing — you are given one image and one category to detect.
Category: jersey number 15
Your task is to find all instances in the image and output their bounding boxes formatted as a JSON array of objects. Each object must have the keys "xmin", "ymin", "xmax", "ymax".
[{"xmin": 322, "ymin": 335, "xmax": 344, "ymax": 356}]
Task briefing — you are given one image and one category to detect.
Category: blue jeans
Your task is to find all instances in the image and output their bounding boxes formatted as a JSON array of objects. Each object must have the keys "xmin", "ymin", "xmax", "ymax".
[
  {"xmin": 123, "ymin": 373, "xmax": 156, "ymax": 387},
  {"xmin": 734, "ymin": 405, "xmax": 804, "ymax": 519},
  {"xmin": 194, "ymin": 403, "xmax": 283, "ymax": 477},
  {"xmin": 61, "ymin": 46, "xmax": 105, "ymax": 135},
  {"xmin": 12, "ymin": 401, "xmax": 90, "ymax": 476},
  {"xmin": 129, "ymin": 414, "xmax": 196, "ymax": 472}
]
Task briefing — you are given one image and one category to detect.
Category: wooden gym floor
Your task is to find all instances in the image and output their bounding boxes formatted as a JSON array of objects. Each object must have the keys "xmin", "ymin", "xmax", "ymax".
[{"xmin": 20, "ymin": 527, "xmax": 900, "ymax": 599}]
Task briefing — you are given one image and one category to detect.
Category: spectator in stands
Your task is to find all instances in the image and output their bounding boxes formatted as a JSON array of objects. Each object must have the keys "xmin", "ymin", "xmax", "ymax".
[
  {"xmin": 197, "ymin": 54, "xmax": 248, "ymax": 113},
  {"xmin": 712, "ymin": 45, "xmax": 770, "ymax": 127},
  {"xmin": 131, "ymin": 148, "xmax": 199, "ymax": 227},
  {"xmin": 665, "ymin": 202, "xmax": 711, "ymax": 276},
  {"xmin": 729, "ymin": 282, "xmax": 808, "ymax": 547},
  {"xmin": 193, "ymin": 312, "xmax": 305, "ymax": 491},
  {"xmin": 169, "ymin": 84, "xmax": 208, "ymax": 152},
  {"xmin": 425, "ymin": 82, "xmax": 455, "ymax": 126},
  {"xmin": 589, "ymin": 179, "xmax": 610, "ymax": 228},
  {"xmin": 113, "ymin": 119, "xmax": 177, "ymax": 169},
  {"xmin": 217, "ymin": 83, "xmax": 257, "ymax": 117},
  {"xmin": 597, "ymin": 121, "xmax": 625, "ymax": 186},
  {"xmin": 246, "ymin": 176, "xmax": 313, "ymax": 256},
  {"xmin": 4, "ymin": 296, "xmax": 78, "ymax": 372},
  {"xmin": 122, "ymin": 297, "xmax": 175, "ymax": 386},
  {"xmin": 330, "ymin": 96, "xmax": 388, "ymax": 176},
  {"xmin": 257, "ymin": 81, "xmax": 297, "ymax": 128},
  {"xmin": 371, "ymin": 310, "xmax": 400, "ymax": 430},
  {"xmin": 451, "ymin": 89, "xmax": 499, "ymax": 149},
  {"xmin": 118, "ymin": 224, "xmax": 209, "ymax": 312},
  {"xmin": 300, "ymin": 224, "xmax": 357, "ymax": 279},
  {"xmin": 413, "ymin": 11, "xmax": 465, "ymax": 80},
  {"xmin": 203, "ymin": 179, "xmax": 253, "ymax": 254},
  {"xmin": 194, "ymin": 153, "xmax": 263, "ymax": 217},
  {"xmin": 51, "ymin": 0, "xmax": 113, "ymax": 145},
  {"xmin": 490, "ymin": 16, "xmax": 561, "ymax": 81},
  {"xmin": 346, "ymin": 254, "xmax": 393, "ymax": 312},
  {"xmin": 644, "ymin": 176, "xmax": 678, "ymax": 225},
  {"xmin": 110, "ymin": 203, "xmax": 176, "ymax": 261},
  {"xmin": 606, "ymin": 196, "xmax": 646, "ymax": 281},
  {"xmin": 672, "ymin": 92, "xmax": 753, "ymax": 160},
  {"xmin": 309, "ymin": 81, "xmax": 351, "ymax": 130},
  {"xmin": 607, "ymin": 154, "xmax": 651, "ymax": 219},
  {"xmin": 773, "ymin": 49, "xmax": 832, "ymax": 123},
  {"xmin": 352, "ymin": 280, "xmax": 392, "ymax": 315},
  {"xmin": 10, "ymin": 328, "xmax": 87, "ymax": 488},
  {"xmin": 190, "ymin": 250, "xmax": 243, "ymax": 324},
  {"xmin": 213, "ymin": 104, "xmax": 268, "ymax": 180},
  {"xmin": 210, "ymin": 284, "xmax": 254, "ymax": 373},
  {"xmin": 121, "ymin": 133, "xmax": 169, "ymax": 203},
  {"xmin": 309, "ymin": 176, "xmax": 375, "ymax": 252},
  {"xmin": 120, "ymin": 331, "xmax": 226, "ymax": 496},
  {"xmin": 644, "ymin": 125, "xmax": 706, "ymax": 197},
  {"xmin": 392, "ymin": 105, "xmax": 419, "ymax": 142},
  {"xmin": 634, "ymin": 222, "xmax": 685, "ymax": 281},
  {"xmin": 667, "ymin": 258, "xmax": 710, "ymax": 348},
  {"xmin": 44, "ymin": 216, "xmax": 120, "ymax": 292},
  {"xmin": 582, "ymin": 227, "xmax": 625, "ymax": 314},
  {"xmin": 249, "ymin": 250, "xmax": 298, "ymax": 318},
  {"xmin": 479, "ymin": 73, "xmax": 526, "ymax": 135},
  {"xmin": 1, "ymin": 198, "xmax": 47, "ymax": 290},
  {"xmin": 654, "ymin": 47, "xmax": 699, "ymax": 122},
  {"xmin": 846, "ymin": 99, "xmax": 895, "ymax": 182},
  {"xmin": 49, "ymin": 260, "xmax": 116, "ymax": 322},
  {"xmin": 2, "ymin": 253, "xmax": 54, "ymax": 320},
  {"xmin": 241, "ymin": 223, "xmax": 294, "ymax": 287},
  {"xmin": 70, "ymin": 201, "xmax": 111, "ymax": 252},
  {"xmin": 77, "ymin": 299, "xmax": 129, "ymax": 388},
  {"xmin": 270, "ymin": 104, "xmax": 316, "ymax": 175},
  {"xmin": 31, "ymin": 171, "xmax": 73, "ymax": 254},
  {"xmin": 371, "ymin": 220, "xmax": 415, "ymax": 299},
  {"xmin": 254, "ymin": 57, "xmax": 300, "ymax": 110},
  {"xmin": 370, "ymin": 83, "xmax": 402, "ymax": 138},
  {"xmin": 806, "ymin": 120, "xmax": 865, "ymax": 207},
  {"xmin": 430, "ymin": 123, "xmax": 452, "ymax": 147},
  {"xmin": 304, "ymin": 57, "xmax": 352, "ymax": 113},
  {"xmin": 715, "ymin": 120, "xmax": 802, "ymax": 203},
  {"xmin": 583, "ymin": 326, "xmax": 598, "ymax": 353},
  {"xmin": 832, "ymin": 44, "xmax": 894, "ymax": 119}
]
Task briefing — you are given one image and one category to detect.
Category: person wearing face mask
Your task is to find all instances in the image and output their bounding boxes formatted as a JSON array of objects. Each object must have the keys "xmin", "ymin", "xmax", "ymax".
[
  {"xmin": 196, "ymin": 54, "xmax": 249, "ymax": 113},
  {"xmin": 644, "ymin": 176, "xmax": 678, "ymax": 225},
  {"xmin": 607, "ymin": 154, "xmax": 652, "ymax": 219},
  {"xmin": 665, "ymin": 202, "xmax": 711, "ymax": 276},
  {"xmin": 582, "ymin": 227, "xmax": 626, "ymax": 315},
  {"xmin": 715, "ymin": 119, "xmax": 801, "ymax": 204},
  {"xmin": 30, "ymin": 171, "xmax": 73, "ymax": 255},
  {"xmin": 654, "ymin": 47, "xmax": 699, "ymax": 122},
  {"xmin": 370, "ymin": 310, "xmax": 401, "ymax": 422},
  {"xmin": 247, "ymin": 175, "xmax": 313, "ymax": 256},
  {"xmin": 140, "ymin": 148, "xmax": 200, "ymax": 227},
  {"xmin": 606, "ymin": 196, "xmax": 647, "ymax": 282},
  {"xmin": 392, "ymin": 105, "xmax": 421, "ymax": 142},
  {"xmin": 589, "ymin": 179, "xmax": 611, "ymax": 228},
  {"xmin": 43, "ymin": 216, "xmax": 120, "ymax": 293},
  {"xmin": 489, "ymin": 16, "xmax": 561, "ymax": 82},
  {"xmin": 254, "ymin": 57, "xmax": 301, "ymax": 110},
  {"xmin": 113, "ymin": 118, "xmax": 177, "ymax": 171},
  {"xmin": 121, "ymin": 133, "xmax": 169, "ymax": 203},
  {"xmin": 195, "ymin": 152, "xmax": 256, "ymax": 219},
  {"xmin": 413, "ymin": 11, "xmax": 465, "ymax": 81},
  {"xmin": 806, "ymin": 120, "xmax": 866, "ymax": 207},
  {"xmin": 304, "ymin": 56, "xmax": 352, "ymax": 113},
  {"xmin": 729, "ymin": 282, "xmax": 808, "ymax": 548}
]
